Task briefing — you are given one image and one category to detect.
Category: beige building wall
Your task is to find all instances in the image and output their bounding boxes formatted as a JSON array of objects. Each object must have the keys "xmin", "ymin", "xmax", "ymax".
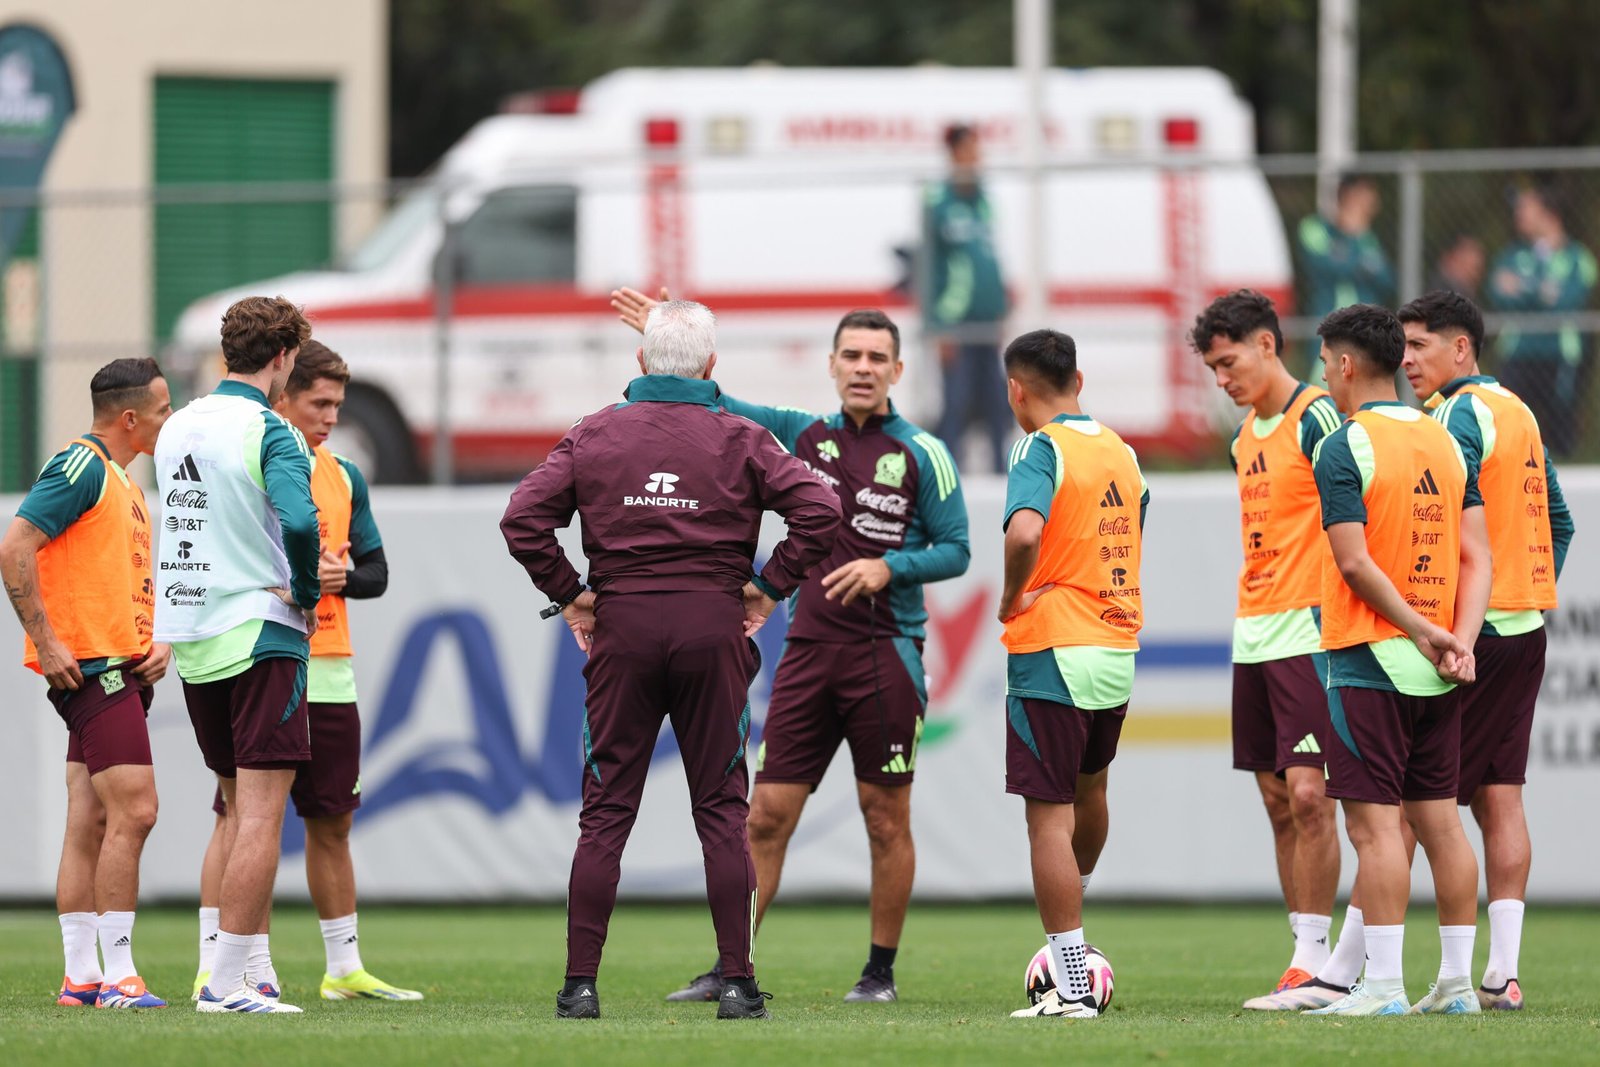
[{"xmin": 0, "ymin": 0, "xmax": 387, "ymax": 451}]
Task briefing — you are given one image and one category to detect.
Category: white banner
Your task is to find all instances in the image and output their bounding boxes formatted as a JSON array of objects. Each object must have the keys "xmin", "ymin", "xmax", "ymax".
[{"xmin": 2, "ymin": 471, "xmax": 1596, "ymax": 901}]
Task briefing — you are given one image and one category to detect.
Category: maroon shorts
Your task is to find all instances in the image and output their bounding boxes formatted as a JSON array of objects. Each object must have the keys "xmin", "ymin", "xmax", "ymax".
[
  {"xmin": 53, "ymin": 668, "xmax": 154, "ymax": 776},
  {"xmin": 209, "ymin": 701, "xmax": 362, "ymax": 819},
  {"xmin": 1232, "ymin": 653, "xmax": 1332, "ymax": 775},
  {"xmin": 183, "ymin": 656, "xmax": 311, "ymax": 777},
  {"xmin": 755, "ymin": 637, "xmax": 927, "ymax": 789},
  {"xmin": 1005, "ymin": 696, "xmax": 1126, "ymax": 804},
  {"xmin": 1326, "ymin": 686, "xmax": 1461, "ymax": 805},
  {"xmin": 1457, "ymin": 628, "xmax": 1546, "ymax": 803}
]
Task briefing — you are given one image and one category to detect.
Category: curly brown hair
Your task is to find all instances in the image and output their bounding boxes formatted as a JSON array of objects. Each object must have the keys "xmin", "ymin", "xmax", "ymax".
[{"xmin": 220, "ymin": 296, "xmax": 311, "ymax": 374}]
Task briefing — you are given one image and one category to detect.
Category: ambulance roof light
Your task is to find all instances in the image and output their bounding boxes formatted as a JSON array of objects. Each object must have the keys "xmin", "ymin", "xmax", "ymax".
[
  {"xmin": 1164, "ymin": 117, "xmax": 1201, "ymax": 149},
  {"xmin": 644, "ymin": 117, "xmax": 680, "ymax": 148}
]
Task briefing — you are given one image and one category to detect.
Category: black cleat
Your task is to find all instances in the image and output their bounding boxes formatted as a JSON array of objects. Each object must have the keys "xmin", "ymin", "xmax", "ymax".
[
  {"xmin": 716, "ymin": 982, "xmax": 773, "ymax": 1020},
  {"xmin": 556, "ymin": 983, "xmax": 600, "ymax": 1019},
  {"xmin": 666, "ymin": 963, "xmax": 723, "ymax": 1002}
]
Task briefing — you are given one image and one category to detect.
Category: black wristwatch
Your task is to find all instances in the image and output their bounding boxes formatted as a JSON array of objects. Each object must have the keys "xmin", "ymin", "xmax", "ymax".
[{"xmin": 540, "ymin": 584, "xmax": 586, "ymax": 621}]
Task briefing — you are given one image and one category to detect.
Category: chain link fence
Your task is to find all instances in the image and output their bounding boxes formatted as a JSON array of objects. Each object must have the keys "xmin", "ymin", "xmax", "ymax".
[{"xmin": 4, "ymin": 146, "xmax": 1599, "ymax": 488}]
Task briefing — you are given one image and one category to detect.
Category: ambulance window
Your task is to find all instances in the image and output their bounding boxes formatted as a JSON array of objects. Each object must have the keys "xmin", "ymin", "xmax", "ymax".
[{"xmin": 454, "ymin": 185, "xmax": 577, "ymax": 285}]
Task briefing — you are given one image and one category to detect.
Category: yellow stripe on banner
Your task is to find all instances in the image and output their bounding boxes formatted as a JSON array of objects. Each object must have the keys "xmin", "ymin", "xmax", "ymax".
[{"xmin": 1119, "ymin": 710, "xmax": 1232, "ymax": 745}]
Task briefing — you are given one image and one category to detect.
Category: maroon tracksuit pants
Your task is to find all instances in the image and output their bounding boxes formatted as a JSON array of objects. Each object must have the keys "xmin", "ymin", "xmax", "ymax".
[{"xmin": 567, "ymin": 589, "xmax": 760, "ymax": 980}]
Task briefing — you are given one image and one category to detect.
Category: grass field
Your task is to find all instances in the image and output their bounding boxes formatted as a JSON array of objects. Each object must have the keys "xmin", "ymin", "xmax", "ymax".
[{"xmin": 3, "ymin": 903, "xmax": 1598, "ymax": 1066}]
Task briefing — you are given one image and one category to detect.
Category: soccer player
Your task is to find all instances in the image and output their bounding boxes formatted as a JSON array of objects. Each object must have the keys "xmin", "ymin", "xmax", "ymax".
[
  {"xmin": 1189, "ymin": 291, "xmax": 1350, "ymax": 1008},
  {"xmin": 1304, "ymin": 304, "xmax": 1491, "ymax": 1016},
  {"xmin": 156, "ymin": 295, "xmax": 322, "ymax": 1015},
  {"xmin": 997, "ymin": 330, "xmax": 1147, "ymax": 1020},
  {"xmin": 1, "ymin": 359, "xmax": 172, "ymax": 1009},
  {"xmin": 192, "ymin": 340, "xmax": 418, "ymax": 1002},
  {"xmin": 501, "ymin": 300, "xmax": 841, "ymax": 1020},
  {"xmin": 1398, "ymin": 289, "xmax": 1575, "ymax": 1010},
  {"xmin": 613, "ymin": 290, "xmax": 970, "ymax": 1003}
]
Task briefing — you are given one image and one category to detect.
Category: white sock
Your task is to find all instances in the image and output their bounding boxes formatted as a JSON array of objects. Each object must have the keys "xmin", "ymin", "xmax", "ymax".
[
  {"xmin": 1364, "ymin": 924, "xmax": 1405, "ymax": 984},
  {"xmin": 320, "ymin": 913, "xmax": 364, "ymax": 979},
  {"xmin": 1485, "ymin": 898, "xmax": 1525, "ymax": 985},
  {"xmin": 1047, "ymin": 928, "xmax": 1091, "ymax": 1000},
  {"xmin": 248, "ymin": 933, "xmax": 279, "ymax": 991},
  {"xmin": 1289, "ymin": 913, "xmax": 1333, "ymax": 973},
  {"xmin": 1317, "ymin": 906, "xmax": 1365, "ymax": 987},
  {"xmin": 212, "ymin": 931, "xmax": 252, "ymax": 994},
  {"xmin": 1438, "ymin": 925, "xmax": 1476, "ymax": 983},
  {"xmin": 198, "ymin": 907, "xmax": 220, "ymax": 974},
  {"xmin": 98, "ymin": 911, "xmax": 137, "ymax": 983},
  {"xmin": 59, "ymin": 912, "xmax": 103, "ymax": 985},
  {"xmin": 1288, "ymin": 910, "xmax": 1299, "ymax": 938},
  {"xmin": 1080, "ymin": 872, "xmax": 1093, "ymax": 893}
]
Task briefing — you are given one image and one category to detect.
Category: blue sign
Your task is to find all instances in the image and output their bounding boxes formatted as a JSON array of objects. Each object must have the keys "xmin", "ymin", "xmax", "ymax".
[{"xmin": 0, "ymin": 24, "xmax": 75, "ymax": 263}]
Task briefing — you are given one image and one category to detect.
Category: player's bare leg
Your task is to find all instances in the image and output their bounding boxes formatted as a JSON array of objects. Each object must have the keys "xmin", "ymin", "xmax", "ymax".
[
  {"xmin": 193, "ymin": 812, "xmax": 225, "ymax": 996},
  {"xmin": 1011, "ymin": 798, "xmax": 1097, "ymax": 1019},
  {"xmin": 746, "ymin": 782, "xmax": 810, "ymax": 928},
  {"xmin": 1470, "ymin": 784, "xmax": 1530, "ymax": 1007},
  {"xmin": 1072, "ymin": 768, "xmax": 1110, "ymax": 878},
  {"xmin": 201, "ymin": 767, "xmax": 295, "ymax": 1009},
  {"xmin": 845, "ymin": 782, "xmax": 913, "ymax": 1002},
  {"xmin": 83, "ymin": 763, "xmax": 160, "ymax": 1006},
  {"xmin": 1404, "ymin": 798, "xmax": 1480, "ymax": 1014},
  {"xmin": 1254, "ymin": 771, "xmax": 1297, "ymax": 920},
  {"xmin": 305, "ymin": 813, "xmax": 358, "ymax": 919},
  {"xmin": 55, "ymin": 762, "xmax": 105, "ymax": 1003}
]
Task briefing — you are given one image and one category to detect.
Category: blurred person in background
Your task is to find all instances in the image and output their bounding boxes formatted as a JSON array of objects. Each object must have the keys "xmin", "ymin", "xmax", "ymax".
[
  {"xmin": 1, "ymin": 359, "xmax": 172, "ymax": 1009},
  {"xmin": 1487, "ymin": 183, "xmax": 1598, "ymax": 456},
  {"xmin": 613, "ymin": 288, "xmax": 970, "ymax": 1005},
  {"xmin": 1297, "ymin": 175, "xmax": 1396, "ymax": 371},
  {"xmin": 924, "ymin": 123, "xmax": 1011, "ymax": 474},
  {"xmin": 195, "ymin": 341, "xmax": 417, "ymax": 1004},
  {"xmin": 1429, "ymin": 233, "xmax": 1487, "ymax": 303}
]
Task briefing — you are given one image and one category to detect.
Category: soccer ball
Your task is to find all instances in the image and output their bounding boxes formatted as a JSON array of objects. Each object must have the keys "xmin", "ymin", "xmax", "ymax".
[{"xmin": 1024, "ymin": 942, "xmax": 1115, "ymax": 1010}]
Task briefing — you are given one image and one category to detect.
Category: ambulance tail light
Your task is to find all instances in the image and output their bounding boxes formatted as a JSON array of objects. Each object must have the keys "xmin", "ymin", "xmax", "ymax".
[
  {"xmin": 1164, "ymin": 117, "xmax": 1201, "ymax": 150},
  {"xmin": 644, "ymin": 117, "xmax": 680, "ymax": 148}
]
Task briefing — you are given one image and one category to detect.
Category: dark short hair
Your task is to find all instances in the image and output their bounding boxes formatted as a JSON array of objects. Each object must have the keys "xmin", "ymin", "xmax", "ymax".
[
  {"xmin": 1189, "ymin": 289, "xmax": 1284, "ymax": 356},
  {"xmin": 1396, "ymin": 290, "xmax": 1485, "ymax": 360},
  {"xmin": 1518, "ymin": 181, "xmax": 1566, "ymax": 225},
  {"xmin": 1316, "ymin": 304, "xmax": 1404, "ymax": 375},
  {"xmin": 90, "ymin": 357, "xmax": 163, "ymax": 419},
  {"xmin": 1336, "ymin": 173, "xmax": 1376, "ymax": 200},
  {"xmin": 1003, "ymin": 329, "xmax": 1078, "ymax": 393},
  {"xmin": 832, "ymin": 308, "xmax": 900, "ymax": 358},
  {"xmin": 944, "ymin": 123, "xmax": 976, "ymax": 153},
  {"xmin": 220, "ymin": 295, "xmax": 312, "ymax": 374},
  {"xmin": 286, "ymin": 339, "xmax": 352, "ymax": 395}
]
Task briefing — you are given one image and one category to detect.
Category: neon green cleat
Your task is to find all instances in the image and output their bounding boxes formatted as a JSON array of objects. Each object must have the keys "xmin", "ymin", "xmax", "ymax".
[
  {"xmin": 192, "ymin": 971, "xmax": 209, "ymax": 1001},
  {"xmin": 319, "ymin": 969, "xmax": 424, "ymax": 1001}
]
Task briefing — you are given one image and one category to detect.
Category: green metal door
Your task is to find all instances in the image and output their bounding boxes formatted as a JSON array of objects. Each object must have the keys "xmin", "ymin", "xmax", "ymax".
[{"xmin": 152, "ymin": 77, "xmax": 334, "ymax": 343}]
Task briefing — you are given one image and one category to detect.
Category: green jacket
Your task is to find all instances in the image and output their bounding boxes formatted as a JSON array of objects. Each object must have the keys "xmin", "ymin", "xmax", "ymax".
[
  {"xmin": 922, "ymin": 180, "xmax": 1008, "ymax": 332},
  {"xmin": 1487, "ymin": 239, "xmax": 1598, "ymax": 365}
]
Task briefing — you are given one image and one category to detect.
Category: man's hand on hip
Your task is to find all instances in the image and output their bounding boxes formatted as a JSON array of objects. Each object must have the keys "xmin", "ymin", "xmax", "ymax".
[
  {"xmin": 741, "ymin": 582, "xmax": 778, "ymax": 637},
  {"xmin": 563, "ymin": 590, "xmax": 598, "ymax": 653}
]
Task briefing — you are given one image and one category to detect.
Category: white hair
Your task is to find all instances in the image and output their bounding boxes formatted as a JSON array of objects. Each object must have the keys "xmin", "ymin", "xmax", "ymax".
[{"xmin": 642, "ymin": 300, "xmax": 716, "ymax": 377}]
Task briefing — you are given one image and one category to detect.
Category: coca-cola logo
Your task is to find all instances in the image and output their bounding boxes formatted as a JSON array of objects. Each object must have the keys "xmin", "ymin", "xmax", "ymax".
[
  {"xmin": 1411, "ymin": 502, "xmax": 1444, "ymax": 522},
  {"xmin": 166, "ymin": 488, "xmax": 207, "ymax": 510},
  {"xmin": 854, "ymin": 487, "xmax": 909, "ymax": 516},
  {"xmin": 1098, "ymin": 516, "xmax": 1131, "ymax": 537},
  {"xmin": 1524, "ymin": 476, "xmax": 1545, "ymax": 495}
]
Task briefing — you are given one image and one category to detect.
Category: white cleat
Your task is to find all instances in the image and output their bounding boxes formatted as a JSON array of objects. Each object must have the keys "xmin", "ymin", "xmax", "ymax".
[
  {"xmin": 1410, "ymin": 978, "xmax": 1482, "ymax": 1015},
  {"xmin": 1011, "ymin": 988, "xmax": 1098, "ymax": 1019},
  {"xmin": 194, "ymin": 984, "xmax": 303, "ymax": 1014},
  {"xmin": 1242, "ymin": 977, "xmax": 1351, "ymax": 1011},
  {"xmin": 1305, "ymin": 979, "xmax": 1411, "ymax": 1017}
]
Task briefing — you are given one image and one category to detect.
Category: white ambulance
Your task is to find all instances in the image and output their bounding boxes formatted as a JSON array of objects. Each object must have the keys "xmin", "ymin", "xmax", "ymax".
[{"xmin": 171, "ymin": 66, "xmax": 1292, "ymax": 482}]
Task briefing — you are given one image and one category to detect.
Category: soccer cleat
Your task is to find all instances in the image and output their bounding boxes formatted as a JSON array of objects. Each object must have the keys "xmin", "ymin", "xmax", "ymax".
[
  {"xmin": 1477, "ymin": 978, "xmax": 1523, "ymax": 1011},
  {"xmin": 96, "ymin": 977, "xmax": 167, "ymax": 1009},
  {"xmin": 1410, "ymin": 978, "xmax": 1482, "ymax": 1015},
  {"xmin": 666, "ymin": 962, "xmax": 723, "ymax": 1002},
  {"xmin": 57, "ymin": 977, "xmax": 101, "ymax": 1007},
  {"xmin": 1275, "ymin": 966, "xmax": 1314, "ymax": 992},
  {"xmin": 1011, "ymin": 988, "xmax": 1098, "ymax": 1019},
  {"xmin": 1243, "ymin": 977, "xmax": 1350, "ymax": 1011},
  {"xmin": 195, "ymin": 984, "xmax": 303, "ymax": 1014},
  {"xmin": 192, "ymin": 971, "xmax": 210, "ymax": 1001},
  {"xmin": 1305, "ymin": 980, "xmax": 1410, "ymax": 1016},
  {"xmin": 843, "ymin": 971, "xmax": 898, "ymax": 1003},
  {"xmin": 716, "ymin": 982, "xmax": 774, "ymax": 1020},
  {"xmin": 320, "ymin": 969, "xmax": 424, "ymax": 1001},
  {"xmin": 555, "ymin": 984, "xmax": 600, "ymax": 1019}
]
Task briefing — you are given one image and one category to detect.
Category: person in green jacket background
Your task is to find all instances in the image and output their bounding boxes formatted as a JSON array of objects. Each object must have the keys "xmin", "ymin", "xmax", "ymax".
[
  {"xmin": 1487, "ymin": 184, "xmax": 1598, "ymax": 456},
  {"xmin": 1296, "ymin": 175, "xmax": 1396, "ymax": 373}
]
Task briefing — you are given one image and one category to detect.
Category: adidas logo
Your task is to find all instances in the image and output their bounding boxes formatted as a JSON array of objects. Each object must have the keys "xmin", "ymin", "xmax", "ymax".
[
  {"xmin": 1292, "ymin": 734, "xmax": 1321, "ymax": 755},
  {"xmin": 343, "ymin": 935, "xmax": 359, "ymax": 944},
  {"xmin": 1525, "ymin": 445, "xmax": 1540, "ymax": 470},
  {"xmin": 724, "ymin": 988, "xmax": 740, "ymax": 998},
  {"xmin": 114, "ymin": 935, "xmax": 131, "ymax": 947},
  {"xmin": 1413, "ymin": 468, "xmax": 1441, "ymax": 496},
  {"xmin": 1245, "ymin": 451, "xmax": 1268, "ymax": 476},
  {"xmin": 171, "ymin": 453, "xmax": 203, "ymax": 481},
  {"xmin": 204, "ymin": 933, "xmax": 218, "ymax": 942},
  {"xmin": 1099, "ymin": 481, "xmax": 1126, "ymax": 508}
]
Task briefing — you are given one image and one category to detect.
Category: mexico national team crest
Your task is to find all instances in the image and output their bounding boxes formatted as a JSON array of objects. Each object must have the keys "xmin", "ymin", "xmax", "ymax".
[{"xmin": 874, "ymin": 451, "xmax": 907, "ymax": 488}]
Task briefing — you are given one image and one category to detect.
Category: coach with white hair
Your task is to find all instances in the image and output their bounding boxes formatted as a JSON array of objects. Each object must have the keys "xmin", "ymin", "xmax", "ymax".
[{"xmin": 501, "ymin": 300, "xmax": 841, "ymax": 1020}]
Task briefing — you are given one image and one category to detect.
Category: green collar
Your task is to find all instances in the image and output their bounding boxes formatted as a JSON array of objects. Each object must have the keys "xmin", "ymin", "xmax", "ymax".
[
  {"xmin": 1437, "ymin": 374, "xmax": 1494, "ymax": 399},
  {"xmin": 623, "ymin": 375, "xmax": 721, "ymax": 409},
  {"xmin": 1357, "ymin": 400, "xmax": 1409, "ymax": 411},
  {"xmin": 1049, "ymin": 412, "xmax": 1093, "ymax": 424},
  {"xmin": 216, "ymin": 379, "xmax": 270, "ymax": 407}
]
